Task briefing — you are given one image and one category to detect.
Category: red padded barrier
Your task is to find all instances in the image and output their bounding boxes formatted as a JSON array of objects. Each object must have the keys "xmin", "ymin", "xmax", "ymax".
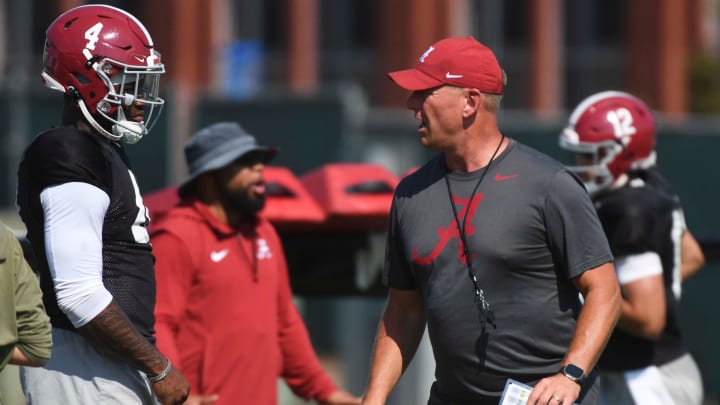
[
  {"xmin": 300, "ymin": 163, "xmax": 398, "ymax": 231},
  {"xmin": 261, "ymin": 166, "xmax": 326, "ymax": 229}
]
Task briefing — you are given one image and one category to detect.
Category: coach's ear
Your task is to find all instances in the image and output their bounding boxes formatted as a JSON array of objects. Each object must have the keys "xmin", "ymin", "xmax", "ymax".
[{"xmin": 462, "ymin": 88, "xmax": 482, "ymax": 117}]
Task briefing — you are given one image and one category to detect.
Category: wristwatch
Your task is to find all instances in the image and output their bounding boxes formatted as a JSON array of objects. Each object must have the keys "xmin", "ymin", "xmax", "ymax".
[{"xmin": 561, "ymin": 364, "xmax": 586, "ymax": 386}]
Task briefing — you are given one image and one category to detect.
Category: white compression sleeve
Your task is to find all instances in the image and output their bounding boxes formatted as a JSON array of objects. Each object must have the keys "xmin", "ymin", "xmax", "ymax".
[
  {"xmin": 41, "ymin": 182, "xmax": 113, "ymax": 327},
  {"xmin": 615, "ymin": 251, "xmax": 663, "ymax": 285}
]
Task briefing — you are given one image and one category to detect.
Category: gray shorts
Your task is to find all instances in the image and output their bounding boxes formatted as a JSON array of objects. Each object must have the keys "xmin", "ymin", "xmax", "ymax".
[
  {"xmin": 20, "ymin": 328, "xmax": 158, "ymax": 405},
  {"xmin": 599, "ymin": 353, "xmax": 703, "ymax": 405}
]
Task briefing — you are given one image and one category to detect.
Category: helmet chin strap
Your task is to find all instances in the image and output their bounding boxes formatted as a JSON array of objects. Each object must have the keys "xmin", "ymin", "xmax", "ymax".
[
  {"xmin": 112, "ymin": 122, "xmax": 144, "ymax": 144},
  {"xmin": 76, "ymin": 98, "xmax": 145, "ymax": 144},
  {"xmin": 112, "ymin": 106, "xmax": 145, "ymax": 144},
  {"xmin": 77, "ymin": 98, "xmax": 121, "ymax": 141}
]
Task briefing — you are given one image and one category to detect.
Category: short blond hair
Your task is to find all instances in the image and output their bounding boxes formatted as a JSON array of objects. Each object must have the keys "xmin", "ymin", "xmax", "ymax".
[
  {"xmin": 482, "ymin": 93, "xmax": 503, "ymax": 112},
  {"xmin": 482, "ymin": 69, "xmax": 506, "ymax": 111}
]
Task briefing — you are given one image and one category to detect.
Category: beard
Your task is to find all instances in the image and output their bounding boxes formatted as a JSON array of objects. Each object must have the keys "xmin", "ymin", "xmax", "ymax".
[{"xmin": 215, "ymin": 181, "xmax": 266, "ymax": 216}]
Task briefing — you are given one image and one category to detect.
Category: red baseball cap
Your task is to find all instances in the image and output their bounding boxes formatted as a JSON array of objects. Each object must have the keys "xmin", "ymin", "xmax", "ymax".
[{"xmin": 388, "ymin": 36, "xmax": 504, "ymax": 94}]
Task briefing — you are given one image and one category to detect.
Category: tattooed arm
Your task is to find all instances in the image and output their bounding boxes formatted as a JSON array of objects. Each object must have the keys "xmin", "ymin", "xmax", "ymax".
[{"xmin": 79, "ymin": 300, "xmax": 189, "ymax": 405}]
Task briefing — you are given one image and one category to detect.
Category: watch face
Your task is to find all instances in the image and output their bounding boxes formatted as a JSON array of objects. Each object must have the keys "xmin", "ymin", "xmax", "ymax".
[{"xmin": 564, "ymin": 364, "xmax": 584, "ymax": 379}]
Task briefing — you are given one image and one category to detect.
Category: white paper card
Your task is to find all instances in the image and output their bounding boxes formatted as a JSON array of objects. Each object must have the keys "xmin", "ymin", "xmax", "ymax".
[
  {"xmin": 499, "ymin": 378, "xmax": 532, "ymax": 405},
  {"xmin": 498, "ymin": 378, "xmax": 580, "ymax": 405}
]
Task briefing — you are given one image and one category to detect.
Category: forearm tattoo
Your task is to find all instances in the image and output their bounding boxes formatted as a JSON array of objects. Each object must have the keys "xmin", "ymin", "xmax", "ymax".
[{"xmin": 78, "ymin": 300, "xmax": 165, "ymax": 374}]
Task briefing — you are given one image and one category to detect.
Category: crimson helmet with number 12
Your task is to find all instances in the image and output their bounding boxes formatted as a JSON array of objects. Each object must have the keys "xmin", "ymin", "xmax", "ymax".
[
  {"xmin": 559, "ymin": 91, "xmax": 656, "ymax": 196},
  {"xmin": 42, "ymin": 4, "xmax": 165, "ymax": 144}
]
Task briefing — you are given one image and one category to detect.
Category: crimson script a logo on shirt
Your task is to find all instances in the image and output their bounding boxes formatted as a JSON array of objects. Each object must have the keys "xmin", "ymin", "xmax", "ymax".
[{"xmin": 412, "ymin": 193, "xmax": 483, "ymax": 266}]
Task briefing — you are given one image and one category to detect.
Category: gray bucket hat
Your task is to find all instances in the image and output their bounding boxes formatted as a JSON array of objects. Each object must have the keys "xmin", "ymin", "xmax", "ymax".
[{"xmin": 178, "ymin": 122, "xmax": 277, "ymax": 197}]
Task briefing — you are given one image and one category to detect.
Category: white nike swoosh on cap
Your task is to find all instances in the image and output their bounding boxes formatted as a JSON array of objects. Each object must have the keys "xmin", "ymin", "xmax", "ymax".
[
  {"xmin": 210, "ymin": 249, "xmax": 230, "ymax": 262},
  {"xmin": 445, "ymin": 72, "xmax": 463, "ymax": 79}
]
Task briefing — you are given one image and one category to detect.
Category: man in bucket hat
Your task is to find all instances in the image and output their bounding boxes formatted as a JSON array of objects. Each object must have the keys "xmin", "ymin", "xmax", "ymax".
[
  {"xmin": 361, "ymin": 37, "xmax": 622, "ymax": 405},
  {"xmin": 151, "ymin": 122, "xmax": 361, "ymax": 405}
]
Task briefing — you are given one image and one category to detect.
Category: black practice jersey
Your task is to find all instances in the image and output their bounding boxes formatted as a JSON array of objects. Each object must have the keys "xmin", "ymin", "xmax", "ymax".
[
  {"xmin": 632, "ymin": 166, "xmax": 686, "ymax": 299},
  {"xmin": 16, "ymin": 126, "xmax": 157, "ymax": 342},
  {"xmin": 632, "ymin": 167, "xmax": 679, "ymax": 204},
  {"xmin": 595, "ymin": 179, "xmax": 686, "ymax": 371}
]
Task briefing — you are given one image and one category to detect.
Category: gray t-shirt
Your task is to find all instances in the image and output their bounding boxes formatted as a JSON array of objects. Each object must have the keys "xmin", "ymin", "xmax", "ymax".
[{"xmin": 385, "ymin": 139, "xmax": 612, "ymax": 402}]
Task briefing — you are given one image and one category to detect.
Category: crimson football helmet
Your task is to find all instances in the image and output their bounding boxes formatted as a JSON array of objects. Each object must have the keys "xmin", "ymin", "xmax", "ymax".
[
  {"xmin": 559, "ymin": 91, "xmax": 656, "ymax": 196},
  {"xmin": 42, "ymin": 4, "xmax": 165, "ymax": 144}
]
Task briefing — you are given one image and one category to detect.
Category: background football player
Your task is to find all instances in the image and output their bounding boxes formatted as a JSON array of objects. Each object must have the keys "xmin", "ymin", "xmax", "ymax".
[{"xmin": 560, "ymin": 90, "xmax": 703, "ymax": 405}]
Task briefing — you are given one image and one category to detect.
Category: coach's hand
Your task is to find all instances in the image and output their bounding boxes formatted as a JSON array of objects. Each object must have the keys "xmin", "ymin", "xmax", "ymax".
[
  {"xmin": 526, "ymin": 373, "xmax": 581, "ymax": 405},
  {"xmin": 153, "ymin": 366, "xmax": 191, "ymax": 405}
]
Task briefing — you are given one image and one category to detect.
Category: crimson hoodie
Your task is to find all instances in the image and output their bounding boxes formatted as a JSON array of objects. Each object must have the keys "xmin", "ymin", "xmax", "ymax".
[{"xmin": 151, "ymin": 199, "xmax": 337, "ymax": 404}]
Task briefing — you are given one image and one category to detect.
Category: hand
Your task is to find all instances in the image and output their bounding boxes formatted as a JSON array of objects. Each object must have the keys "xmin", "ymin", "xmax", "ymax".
[
  {"xmin": 152, "ymin": 366, "xmax": 191, "ymax": 405},
  {"xmin": 526, "ymin": 373, "xmax": 581, "ymax": 405},
  {"xmin": 319, "ymin": 389, "xmax": 362, "ymax": 405},
  {"xmin": 182, "ymin": 393, "xmax": 219, "ymax": 405}
]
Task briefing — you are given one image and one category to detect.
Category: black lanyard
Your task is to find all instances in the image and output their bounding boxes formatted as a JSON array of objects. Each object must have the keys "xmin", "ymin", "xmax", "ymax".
[{"xmin": 444, "ymin": 135, "xmax": 505, "ymax": 331}]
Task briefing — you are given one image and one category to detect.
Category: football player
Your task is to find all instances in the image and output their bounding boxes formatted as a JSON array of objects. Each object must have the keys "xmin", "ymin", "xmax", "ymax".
[
  {"xmin": 16, "ymin": 5, "xmax": 189, "ymax": 405},
  {"xmin": 560, "ymin": 91, "xmax": 703, "ymax": 405}
]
